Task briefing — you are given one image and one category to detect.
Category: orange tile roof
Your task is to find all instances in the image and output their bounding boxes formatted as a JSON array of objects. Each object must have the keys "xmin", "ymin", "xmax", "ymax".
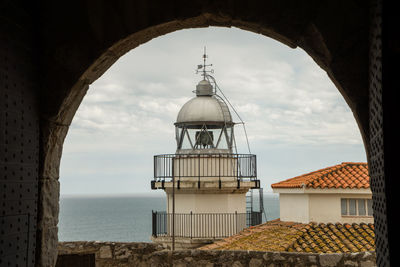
[
  {"xmin": 271, "ymin": 162, "xmax": 369, "ymax": 189},
  {"xmin": 199, "ymin": 219, "xmax": 375, "ymax": 253}
]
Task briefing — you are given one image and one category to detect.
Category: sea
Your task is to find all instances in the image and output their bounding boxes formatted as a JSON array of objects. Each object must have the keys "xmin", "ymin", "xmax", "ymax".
[{"xmin": 58, "ymin": 193, "xmax": 280, "ymax": 242}]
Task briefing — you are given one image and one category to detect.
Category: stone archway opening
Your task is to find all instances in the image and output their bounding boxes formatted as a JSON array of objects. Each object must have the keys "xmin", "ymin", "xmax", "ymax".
[
  {"xmin": 37, "ymin": 9, "xmax": 372, "ymax": 266},
  {"xmin": 57, "ymin": 26, "xmax": 367, "ymax": 247}
]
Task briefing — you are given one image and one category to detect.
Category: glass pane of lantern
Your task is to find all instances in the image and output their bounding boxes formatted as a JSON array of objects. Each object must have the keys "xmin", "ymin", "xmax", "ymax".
[
  {"xmin": 217, "ymin": 129, "xmax": 228, "ymax": 149},
  {"xmin": 187, "ymin": 128, "xmax": 197, "ymax": 141},
  {"xmin": 181, "ymin": 129, "xmax": 193, "ymax": 149},
  {"xmin": 211, "ymin": 128, "xmax": 222, "ymax": 148},
  {"xmin": 175, "ymin": 127, "xmax": 181, "ymax": 146},
  {"xmin": 226, "ymin": 126, "xmax": 233, "ymax": 147},
  {"xmin": 207, "ymin": 128, "xmax": 224, "ymax": 148}
]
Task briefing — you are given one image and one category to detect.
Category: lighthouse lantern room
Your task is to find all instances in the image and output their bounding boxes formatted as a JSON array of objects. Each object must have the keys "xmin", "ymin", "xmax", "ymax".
[{"xmin": 151, "ymin": 51, "xmax": 262, "ymax": 249}]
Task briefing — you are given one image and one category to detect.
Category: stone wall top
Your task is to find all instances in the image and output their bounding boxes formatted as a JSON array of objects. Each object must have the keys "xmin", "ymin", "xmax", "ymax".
[{"xmin": 58, "ymin": 241, "xmax": 376, "ymax": 267}]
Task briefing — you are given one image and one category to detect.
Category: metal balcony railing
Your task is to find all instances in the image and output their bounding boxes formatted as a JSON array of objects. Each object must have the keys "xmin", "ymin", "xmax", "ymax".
[
  {"xmin": 153, "ymin": 153, "xmax": 257, "ymax": 183},
  {"xmin": 152, "ymin": 211, "xmax": 262, "ymax": 238}
]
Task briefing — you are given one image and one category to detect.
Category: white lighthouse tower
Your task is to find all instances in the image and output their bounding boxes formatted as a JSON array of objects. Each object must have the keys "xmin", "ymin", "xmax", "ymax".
[{"xmin": 151, "ymin": 51, "xmax": 261, "ymax": 249}]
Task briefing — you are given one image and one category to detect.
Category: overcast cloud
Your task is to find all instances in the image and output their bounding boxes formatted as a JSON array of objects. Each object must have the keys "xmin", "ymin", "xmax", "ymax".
[{"xmin": 60, "ymin": 27, "xmax": 366, "ymax": 196}]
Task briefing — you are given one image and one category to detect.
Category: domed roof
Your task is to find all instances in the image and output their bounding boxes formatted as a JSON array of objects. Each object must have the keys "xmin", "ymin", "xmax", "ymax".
[
  {"xmin": 176, "ymin": 96, "xmax": 232, "ymax": 125},
  {"xmin": 176, "ymin": 80, "xmax": 232, "ymax": 125}
]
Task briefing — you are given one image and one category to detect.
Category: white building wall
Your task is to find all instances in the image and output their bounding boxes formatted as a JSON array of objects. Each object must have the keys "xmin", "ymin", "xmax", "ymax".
[
  {"xmin": 308, "ymin": 194, "xmax": 341, "ymax": 223},
  {"xmin": 173, "ymin": 156, "xmax": 237, "ymax": 181},
  {"xmin": 275, "ymin": 188, "xmax": 374, "ymax": 224},
  {"xmin": 167, "ymin": 193, "xmax": 246, "ymax": 214},
  {"xmin": 164, "ymin": 193, "xmax": 247, "ymax": 239},
  {"xmin": 308, "ymin": 193, "xmax": 374, "ymax": 224},
  {"xmin": 279, "ymin": 193, "xmax": 309, "ymax": 223}
]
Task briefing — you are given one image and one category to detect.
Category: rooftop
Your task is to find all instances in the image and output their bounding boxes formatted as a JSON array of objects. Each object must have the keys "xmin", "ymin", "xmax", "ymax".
[
  {"xmin": 271, "ymin": 162, "xmax": 369, "ymax": 189},
  {"xmin": 199, "ymin": 219, "xmax": 375, "ymax": 253}
]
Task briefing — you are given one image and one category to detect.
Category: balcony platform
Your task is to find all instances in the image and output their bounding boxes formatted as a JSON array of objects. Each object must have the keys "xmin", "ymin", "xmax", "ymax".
[
  {"xmin": 151, "ymin": 179, "xmax": 260, "ymax": 193},
  {"xmin": 152, "ymin": 153, "xmax": 258, "ymax": 191},
  {"xmin": 151, "ymin": 211, "xmax": 262, "ymax": 249}
]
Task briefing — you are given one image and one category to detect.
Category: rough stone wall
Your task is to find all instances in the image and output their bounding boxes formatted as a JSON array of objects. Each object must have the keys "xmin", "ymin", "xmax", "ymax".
[
  {"xmin": 58, "ymin": 241, "xmax": 377, "ymax": 267},
  {"xmin": 0, "ymin": 2, "xmax": 40, "ymax": 267},
  {"xmin": 368, "ymin": 1, "xmax": 387, "ymax": 266},
  {"xmin": 58, "ymin": 242, "xmax": 164, "ymax": 267}
]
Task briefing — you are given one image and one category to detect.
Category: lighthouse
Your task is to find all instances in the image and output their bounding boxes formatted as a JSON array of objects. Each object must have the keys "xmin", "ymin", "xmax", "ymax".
[{"xmin": 151, "ymin": 51, "xmax": 262, "ymax": 250}]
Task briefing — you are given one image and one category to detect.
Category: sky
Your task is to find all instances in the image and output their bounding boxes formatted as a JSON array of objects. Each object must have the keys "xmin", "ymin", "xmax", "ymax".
[{"xmin": 59, "ymin": 27, "xmax": 367, "ymax": 196}]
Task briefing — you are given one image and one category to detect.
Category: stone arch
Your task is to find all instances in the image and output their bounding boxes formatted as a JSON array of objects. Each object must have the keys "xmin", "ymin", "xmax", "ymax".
[{"xmin": 37, "ymin": 1, "xmax": 372, "ymax": 266}]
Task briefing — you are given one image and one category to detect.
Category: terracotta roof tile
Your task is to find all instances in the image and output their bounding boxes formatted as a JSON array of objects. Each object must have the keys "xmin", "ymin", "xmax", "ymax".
[
  {"xmin": 199, "ymin": 220, "xmax": 375, "ymax": 253},
  {"xmin": 271, "ymin": 162, "xmax": 369, "ymax": 189}
]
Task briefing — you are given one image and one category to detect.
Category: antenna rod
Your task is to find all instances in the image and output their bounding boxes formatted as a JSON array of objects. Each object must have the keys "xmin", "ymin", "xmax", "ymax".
[
  {"xmin": 196, "ymin": 47, "xmax": 213, "ymax": 82},
  {"xmin": 203, "ymin": 46, "xmax": 206, "ymax": 79}
]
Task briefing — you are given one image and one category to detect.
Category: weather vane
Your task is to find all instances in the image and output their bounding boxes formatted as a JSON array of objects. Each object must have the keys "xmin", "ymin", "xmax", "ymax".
[{"xmin": 196, "ymin": 46, "xmax": 214, "ymax": 79}]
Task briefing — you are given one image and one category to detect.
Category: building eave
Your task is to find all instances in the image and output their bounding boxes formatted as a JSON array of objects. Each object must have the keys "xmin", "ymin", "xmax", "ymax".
[{"xmin": 272, "ymin": 187, "xmax": 372, "ymax": 195}]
